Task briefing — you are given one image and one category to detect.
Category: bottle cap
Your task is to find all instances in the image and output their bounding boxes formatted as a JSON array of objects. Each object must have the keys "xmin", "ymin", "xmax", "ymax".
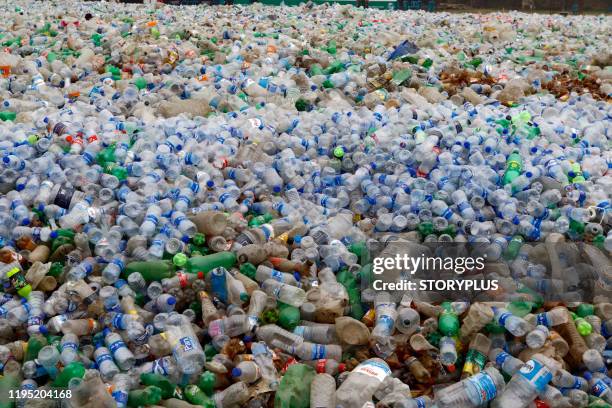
[
  {"xmin": 173, "ymin": 253, "xmax": 187, "ymax": 267},
  {"xmin": 231, "ymin": 367, "xmax": 242, "ymax": 378}
]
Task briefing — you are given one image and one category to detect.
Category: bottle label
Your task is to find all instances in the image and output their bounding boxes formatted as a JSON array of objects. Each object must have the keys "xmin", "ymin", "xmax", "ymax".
[
  {"xmin": 518, "ymin": 359, "xmax": 552, "ymax": 393},
  {"xmin": 152, "ymin": 358, "xmax": 169, "ymax": 376},
  {"xmin": 112, "ymin": 390, "xmax": 128, "ymax": 406},
  {"xmin": 112, "ymin": 314, "xmax": 126, "ymax": 330},
  {"xmin": 497, "ymin": 311, "xmax": 511, "ymax": 326},
  {"xmin": 466, "ymin": 371, "xmax": 498, "ymax": 404},
  {"xmin": 179, "ymin": 336, "xmax": 195, "ymax": 352},
  {"xmin": 592, "ymin": 379, "xmax": 610, "ymax": 398},
  {"xmin": 354, "ymin": 360, "xmax": 391, "ymax": 382},
  {"xmin": 310, "ymin": 344, "xmax": 326, "ymax": 360},
  {"xmin": 270, "ymin": 269, "xmax": 284, "ymax": 282},
  {"xmin": 463, "ymin": 349, "xmax": 487, "ymax": 375},
  {"xmin": 109, "ymin": 339, "xmax": 126, "ymax": 354},
  {"xmin": 536, "ymin": 313, "xmax": 550, "ymax": 327},
  {"xmin": 61, "ymin": 342, "xmax": 78, "ymax": 352},
  {"xmin": 495, "ymin": 351, "xmax": 510, "ymax": 368},
  {"xmin": 572, "ymin": 376, "xmax": 585, "ymax": 390},
  {"xmin": 208, "ymin": 321, "xmax": 222, "ymax": 338},
  {"xmin": 178, "ymin": 273, "xmax": 188, "ymax": 288},
  {"xmin": 414, "ymin": 397, "xmax": 426, "ymax": 408},
  {"xmin": 95, "ymin": 352, "xmax": 113, "ymax": 366}
]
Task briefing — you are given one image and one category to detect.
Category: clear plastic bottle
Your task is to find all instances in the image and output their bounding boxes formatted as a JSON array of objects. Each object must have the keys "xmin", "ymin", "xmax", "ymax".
[
  {"xmin": 491, "ymin": 356, "xmax": 555, "ymax": 408},
  {"xmin": 251, "ymin": 341, "xmax": 279, "ymax": 390},
  {"xmin": 436, "ymin": 367, "xmax": 505, "ymax": 408},
  {"xmin": 335, "ymin": 358, "xmax": 391, "ymax": 408},
  {"xmin": 164, "ymin": 314, "xmax": 205, "ymax": 375}
]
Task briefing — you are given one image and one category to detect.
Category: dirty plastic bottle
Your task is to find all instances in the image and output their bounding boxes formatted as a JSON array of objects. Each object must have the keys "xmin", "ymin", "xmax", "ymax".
[
  {"xmin": 491, "ymin": 356, "xmax": 555, "ymax": 408},
  {"xmin": 436, "ymin": 367, "xmax": 505, "ymax": 408},
  {"xmin": 336, "ymin": 358, "xmax": 391, "ymax": 408}
]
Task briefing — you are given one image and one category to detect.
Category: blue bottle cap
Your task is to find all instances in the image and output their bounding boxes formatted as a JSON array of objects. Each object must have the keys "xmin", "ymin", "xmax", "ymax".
[
  {"xmin": 167, "ymin": 297, "xmax": 176, "ymax": 306},
  {"xmin": 231, "ymin": 367, "xmax": 242, "ymax": 378}
]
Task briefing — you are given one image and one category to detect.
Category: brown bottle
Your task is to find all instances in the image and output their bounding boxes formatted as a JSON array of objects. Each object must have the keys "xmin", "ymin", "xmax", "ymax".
[
  {"xmin": 405, "ymin": 356, "xmax": 431, "ymax": 383},
  {"xmin": 189, "ymin": 211, "xmax": 228, "ymax": 236},
  {"xmin": 549, "ymin": 330, "xmax": 569, "ymax": 358},
  {"xmin": 557, "ymin": 308, "xmax": 588, "ymax": 369},
  {"xmin": 28, "ymin": 245, "xmax": 50, "ymax": 263},
  {"xmin": 199, "ymin": 291, "xmax": 221, "ymax": 326}
]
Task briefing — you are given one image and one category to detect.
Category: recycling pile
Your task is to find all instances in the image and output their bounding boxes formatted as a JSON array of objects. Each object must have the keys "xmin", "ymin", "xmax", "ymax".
[{"xmin": 0, "ymin": 0, "xmax": 610, "ymax": 407}]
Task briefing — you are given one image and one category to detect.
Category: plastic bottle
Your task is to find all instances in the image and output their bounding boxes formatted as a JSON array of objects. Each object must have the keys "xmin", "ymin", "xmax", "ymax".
[
  {"xmin": 436, "ymin": 367, "xmax": 505, "ymax": 408},
  {"xmin": 491, "ymin": 356, "xmax": 555, "ymax": 408},
  {"xmin": 335, "ymin": 358, "xmax": 391, "ymax": 408}
]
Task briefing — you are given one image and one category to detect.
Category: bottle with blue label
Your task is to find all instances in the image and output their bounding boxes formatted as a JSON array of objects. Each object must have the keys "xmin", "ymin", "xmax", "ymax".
[
  {"xmin": 491, "ymin": 356, "xmax": 554, "ymax": 408},
  {"xmin": 104, "ymin": 329, "xmax": 135, "ymax": 371},
  {"xmin": 163, "ymin": 313, "xmax": 205, "ymax": 375},
  {"xmin": 436, "ymin": 367, "xmax": 505, "ymax": 408},
  {"xmin": 371, "ymin": 291, "xmax": 397, "ymax": 359}
]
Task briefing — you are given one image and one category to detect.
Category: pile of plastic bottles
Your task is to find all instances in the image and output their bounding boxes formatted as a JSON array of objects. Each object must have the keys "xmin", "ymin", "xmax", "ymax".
[{"xmin": 0, "ymin": 0, "xmax": 610, "ymax": 407}]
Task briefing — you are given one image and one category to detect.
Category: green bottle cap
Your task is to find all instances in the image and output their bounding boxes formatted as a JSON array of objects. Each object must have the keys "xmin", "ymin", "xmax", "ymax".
[
  {"xmin": 133, "ymin": 77, "xmax": 147, "ymax": 90},
  {"xmin": 173, "ymin": 253, "xmax": 187, "ymax": 267},
  {"xmin": 575, "ymin": 318, "xmax": 592, "ymax": 336},
  {"xmin": 192, "ymin": 233, "xmax": 206, "ymax": 246},
  {"xmin": 295, "ymin": 98, "xmax": 308, "ymax": 112},
  {"xmin": 333, "ymin": 146, "xmax": 344, "ymax": 158}
]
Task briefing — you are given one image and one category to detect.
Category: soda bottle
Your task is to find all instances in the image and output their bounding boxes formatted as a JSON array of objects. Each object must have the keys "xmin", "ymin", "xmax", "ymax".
[{"xmin": 462, "ymin": 333, "xmax": 492, "ymax": 378}]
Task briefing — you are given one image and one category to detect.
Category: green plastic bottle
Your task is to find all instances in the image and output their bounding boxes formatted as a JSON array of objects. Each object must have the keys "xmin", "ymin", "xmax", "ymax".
[
  {"xmin": 123, "ymin": 260, "xmax": 175, "ymax": 281},
  {"xmin": 503, "ymin": 235, "xmax": 524, "ymax": 260},
  {"xmin": 278, "ymin": 303, "xmax": 300, "ymax": 331},
  {"xmin": 53, "ymin": 361, "xmax": 85, "ymax": 388},
  {"xmin": 274, "ymin": 364, "xmax": 315, "ymax": 408},
  {"xmin": 249, "ymin": 213, "xmax": 273, "ymax": 227},
  {"xmin": 337, "ymin": 269, "xmax": 364, "ymax": 320},
  {"xmin": 127, "ymin": 386, "xmax": 162, "ymax": 407},
  {"xmin": 184, "ymin": 385, "xmax": 215, "ymax": 407},
  {"xmin": 502, "ymin": 151, "xmax": 523, "ymax": 185},
  {"xmin": 96, "ymin": 145, "xmax": 116, "ymax": 165},
  {"xmin": 239, "ymin": 263, "xmax": 257, "ymax": 280},
  {"xmin": 0, "ymin": 374, "xmax": 19, "ymax": 408},
  {"xmin": 5, "ymin": 266, "xmax": 32, "ymax": 298},
  {"xmin": 184, "ymin": 252, "xmax": 237, "ymax": 275},
  {"xmin": 25, "ymin": 334, "xmax": 47, "ymax": 362},
  {"xmin": 0, "ymin": 111, "xmax": 16, "ymax": 121},
  {"xmin": 326, "ymin": 40, "xmax": 337, "ymax": 55},
  {"xmin": 140, "ymin": 373, "xmax": 177, "ymax": 399},
  {"xmin": 438, "ymin": 302, "xmax": 459, "ymax": 336},
  {"xmin": 391, "ymin": 69, "xmax": 412, "ymax": 86},
  {"xmin": 133, "ymin": 77, "xmax": 147, "ymax": 91},
  {"xmin": 576, "ymin": 303, "xmax": 594, "ymax": 317},
  {"xmin": 197, "ymin": 371, "xmax": 216, "ymax": 396}
]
